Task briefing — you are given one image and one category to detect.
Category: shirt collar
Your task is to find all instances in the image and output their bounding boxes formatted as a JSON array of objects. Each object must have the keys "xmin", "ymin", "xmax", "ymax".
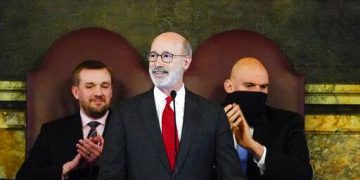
[
  {"xmin": 80, "ymin": 110, "xmax": 109, "ymax": 128},
  {"xmin": 154, "ymin": 84, "xmax": 185, "ymax": 105}
]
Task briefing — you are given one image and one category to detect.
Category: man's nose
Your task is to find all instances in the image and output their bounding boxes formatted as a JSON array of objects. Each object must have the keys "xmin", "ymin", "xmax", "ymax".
[
  {"xmin": 255, "ymin": 85, "xmax": 268, "ymax": 93},
  {"xmin": 254, "ymin": 86, "xmax": 263, "ymax": 92},
  {"xmin": 94, "ymin": 86, "xmax": 104, "ymax": 95}
]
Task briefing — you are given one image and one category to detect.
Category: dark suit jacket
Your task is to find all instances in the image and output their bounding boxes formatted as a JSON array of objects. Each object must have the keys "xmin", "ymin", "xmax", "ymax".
[
  {"xmin": 99, "ymin": 89, "xmax": 246, "ymax": 180},
  {"xmin": 246, "ymin": 106, "xmax": 313, "ymax": 180},
  {"xmin": 16, "ymin": 113, "xmax": 109, "ymax": 180}
]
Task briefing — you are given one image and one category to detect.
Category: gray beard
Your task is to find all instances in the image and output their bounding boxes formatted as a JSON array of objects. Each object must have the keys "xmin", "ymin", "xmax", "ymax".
[{"xmin": 149, "ymin": 68, "xmax": 183, "ymax": 89}]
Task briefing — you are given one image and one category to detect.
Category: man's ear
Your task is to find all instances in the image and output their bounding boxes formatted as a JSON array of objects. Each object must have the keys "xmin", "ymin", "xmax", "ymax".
[
  {"xmin": 71, "ymin": 85, "xmax": 80, "ymax": 100},
  {"xmin": 224, "ymin": 79, "xmax": 234, "ymax": 93},
  {"xmin": 183, "ymin": 56, "xmax": 192, "ymax": 70}
]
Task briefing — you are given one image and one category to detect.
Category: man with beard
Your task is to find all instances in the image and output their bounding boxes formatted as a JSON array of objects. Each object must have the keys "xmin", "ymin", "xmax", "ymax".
[
  {"xmin": 98, "ymin": 32, "xmax": 245, "ymax": 180},
  {"xmin": 223, "ymin": 57, "xmax": 313, "ymax": 179},
  {"xmin": 16, "ymin": 60, "xmax": 113, "ymax": 180}
]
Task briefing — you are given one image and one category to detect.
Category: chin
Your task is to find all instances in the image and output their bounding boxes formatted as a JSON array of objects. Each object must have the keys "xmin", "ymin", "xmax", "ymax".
[
  {"xmin": 90, "ymin": 106, "xmax": 108, "ymax": 114},
  {"xmin": 153, "ymin": 80, "xmax": 171, "ymax": 88},
  {"xmin": 89, "ymin": 111, "xmax": 107, "ymax": 119}
]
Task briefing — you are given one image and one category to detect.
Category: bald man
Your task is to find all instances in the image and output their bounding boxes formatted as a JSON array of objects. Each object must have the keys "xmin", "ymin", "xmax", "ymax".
[
  {"xmin": 99, "ymin": 32, "xmax": 245, "ymax": 180},
  {"xmin": 223, "ymin": 57, "xmax": 312, "ymax": 179}
]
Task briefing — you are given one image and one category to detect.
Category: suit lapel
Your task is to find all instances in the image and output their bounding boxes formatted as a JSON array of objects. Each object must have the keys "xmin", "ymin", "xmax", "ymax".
[
  {"xmin": 102, "ymin": 109, "xmax": 111, "ymax": 138},
  {"xmin": 72, "ymin": 113, "xmax": 83, "ymax": 136},
  {"xmin": 66, "ymin": 113, "xmax": 98, "ymax": 179},
  {"xmin": 139, "ymin": 89, "xmax": 171, "ymax": 173},
  {"xmin": 173, "ymin": 90, "xmax": 201, "ymax": 175},
  {"xmin": 252, "ymin": 112, "xmax": 271, "ymax": 146},
  {"xmin": 64, "ymin": 114, "xmax": 83, "ymax": 157}
]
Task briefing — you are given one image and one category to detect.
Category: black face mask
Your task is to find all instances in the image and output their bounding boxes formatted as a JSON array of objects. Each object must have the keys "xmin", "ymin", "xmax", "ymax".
[{"xmin": 223, "ymin": 91, "xmax": 267, "ymax": 126}]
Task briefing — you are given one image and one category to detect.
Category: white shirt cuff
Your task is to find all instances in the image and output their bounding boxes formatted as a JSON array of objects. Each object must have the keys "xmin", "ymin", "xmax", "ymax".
[{"xmin": 253, "ymin": 145, "xmax": 266, "ymax": 175}]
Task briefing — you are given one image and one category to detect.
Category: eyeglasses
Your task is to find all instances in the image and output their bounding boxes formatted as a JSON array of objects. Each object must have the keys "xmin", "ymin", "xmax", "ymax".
[{"xmin": 147, "ymin": 51, "xmax": 187, "ymax": 63}]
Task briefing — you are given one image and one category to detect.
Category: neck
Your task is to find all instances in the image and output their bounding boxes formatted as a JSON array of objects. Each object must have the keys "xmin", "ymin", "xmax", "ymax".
[{"xmin": 158, "ymin": 82, "xmax": 183, "ymax": 96}]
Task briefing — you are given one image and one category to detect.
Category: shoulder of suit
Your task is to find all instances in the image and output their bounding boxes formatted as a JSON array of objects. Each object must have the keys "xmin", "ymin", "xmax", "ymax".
[
  {"xmin": 185, "ymin": 89, "xmax": 223, "ymax": 109},
  {"xmin": 110, "ymin": 89, "xmax": 153, "ymax": 112},
  {"xmin": 41, "ymin": 113, "xmax": 79, "ymax": 129}
]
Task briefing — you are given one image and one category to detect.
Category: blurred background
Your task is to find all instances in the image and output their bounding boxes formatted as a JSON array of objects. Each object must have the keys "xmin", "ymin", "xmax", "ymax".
[{"xmin": 0, "ymin": 1, "xmax": 359, "ymax": 179}]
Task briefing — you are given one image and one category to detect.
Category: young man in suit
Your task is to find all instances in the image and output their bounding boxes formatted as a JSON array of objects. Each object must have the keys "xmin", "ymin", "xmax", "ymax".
[
  {"xmin": 16, "ymin": 60, "xmax": 113, "ymax": 180},
  {"xmin": 223, "ymin": 57, "xmax": 313, "ymax": 179},
  {"xmin": 99, "ymin": 32, "xmax": 246, "ymax": 180}
]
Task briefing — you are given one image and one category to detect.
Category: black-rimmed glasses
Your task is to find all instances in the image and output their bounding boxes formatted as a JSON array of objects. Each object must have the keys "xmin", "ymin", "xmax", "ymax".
[{"xmin": 147, "ymin": 51, "xmax": 187, "ymax": 63}]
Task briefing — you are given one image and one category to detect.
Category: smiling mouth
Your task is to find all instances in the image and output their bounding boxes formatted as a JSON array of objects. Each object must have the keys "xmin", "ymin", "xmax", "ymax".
[
  {"xmin": 152, "ymin": 69, "xmax": 168, "ymax": 77},
  {"xmin": 91, "ymin": 98, "xmax": 105, "ymax": 105}
]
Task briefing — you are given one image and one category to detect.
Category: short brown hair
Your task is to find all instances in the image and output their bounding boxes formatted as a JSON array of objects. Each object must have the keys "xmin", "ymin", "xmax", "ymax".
[{"xmin": 72, "ymin": 60, "xmax": 113, "ymax": 85}]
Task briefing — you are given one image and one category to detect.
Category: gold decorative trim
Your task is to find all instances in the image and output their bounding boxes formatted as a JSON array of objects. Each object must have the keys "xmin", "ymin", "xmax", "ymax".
[
  {"xmin": 0, "ymin": 81, "xmax": 26, "ymax": 90},
  {"xmin": 0, "ymin": 81, "xmax": 26, "ymax": 101},
  {"xmin": 0, "ymin": 92, "xmax": 26, "ymax": 101},
  {"xmin": 305, "ymin": 84, "xmax": 360, "ymax": 132},
  {"xmin": 305, "ymin": 115, "xmax": 360, "ymax": 132},
  {"xmin": 305, "ymin": 84, "xmax": 360, "ymax": 104},
  {"xmin": 0, "ymin": 130, "xmax": 25, "ymax": 179},
  {"xmin": 0, "ymin": 110, "xmax": 25, "ymax": 128}
]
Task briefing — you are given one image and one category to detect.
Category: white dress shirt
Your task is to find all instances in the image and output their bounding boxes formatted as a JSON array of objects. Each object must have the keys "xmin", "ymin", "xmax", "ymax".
[
  {"xmin": 154, "ymin": 85, "xmax": 185, "ymax": 140},
  {"xmin": 80, "ymin": 110, "xmax": 109, "ymax": 139}
]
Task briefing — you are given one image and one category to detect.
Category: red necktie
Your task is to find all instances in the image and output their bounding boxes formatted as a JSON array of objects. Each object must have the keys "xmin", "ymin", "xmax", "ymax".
[{"xmin": 162, "ymin": 96, "xmax": 179, "ymax": 171}]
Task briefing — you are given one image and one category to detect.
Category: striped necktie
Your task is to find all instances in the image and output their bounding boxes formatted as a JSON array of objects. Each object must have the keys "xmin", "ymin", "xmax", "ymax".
[{"xmin": 87, "ymin": 121, "xmax": 100, "ymax": 138}]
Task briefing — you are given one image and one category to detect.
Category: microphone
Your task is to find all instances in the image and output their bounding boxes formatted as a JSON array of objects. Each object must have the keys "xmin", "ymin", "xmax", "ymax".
[
  {"xmin": 170, "ymin": 90, "xmax": 178, "ymax": 180},
  {"xmin": 170, "ymin": 90, "xmax": 177, "ymax": 99},
  {"xmin": 170, "ymin": 90, "xmax": 177, "ymax": 153}
]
